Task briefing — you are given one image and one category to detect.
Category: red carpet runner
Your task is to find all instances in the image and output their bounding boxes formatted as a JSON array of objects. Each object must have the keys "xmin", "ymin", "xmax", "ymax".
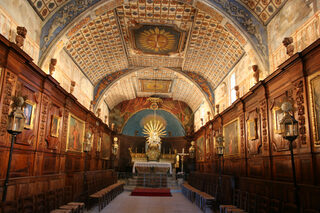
[{"xmin": 131, "ymin": 188, "xmax": 172, "ymax": 197}]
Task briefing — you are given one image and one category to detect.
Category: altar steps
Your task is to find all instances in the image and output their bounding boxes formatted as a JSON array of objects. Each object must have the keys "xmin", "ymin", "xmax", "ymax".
[{"xmin": 125, "ymin": 174, "xmax": 179, "ymax": 191}]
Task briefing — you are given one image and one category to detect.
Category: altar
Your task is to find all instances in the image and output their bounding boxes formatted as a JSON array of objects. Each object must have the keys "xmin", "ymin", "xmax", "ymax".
[{"xmin": 133, "ymin": 162, "xmax": 172, "ymax": 174}]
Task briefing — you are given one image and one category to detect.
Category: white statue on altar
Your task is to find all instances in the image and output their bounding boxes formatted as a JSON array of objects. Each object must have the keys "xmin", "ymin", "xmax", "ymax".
[{"xmin": 142, "ymin": 120, "xmax": 166, "ymax": 161}]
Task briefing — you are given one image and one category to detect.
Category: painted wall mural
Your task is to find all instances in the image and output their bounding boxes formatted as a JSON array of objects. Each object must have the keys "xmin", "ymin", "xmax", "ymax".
[
  {"xmin": 183, "ymin": 71, "xmax": 215, "ymax": 105},
  {"xmin": 122, "ymin": 109, "xmax": 186, "ymax": 137},
  {"xmin": 109, "ymin": 97, "xmax": 194, "ymax": 135}
]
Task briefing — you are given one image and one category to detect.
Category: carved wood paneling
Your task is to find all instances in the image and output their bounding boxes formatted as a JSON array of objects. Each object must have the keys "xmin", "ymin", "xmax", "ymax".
[
  {"xmin": 294, "ymin": 80, "xmax": 307, "ymax": 145},
  {"xmin": 38, "ymin": 94, "xmax": 50, "ymax": 150},
  {"xmin": 0, "ymin": 70, "xmax": 17, "ymax": 139},
  {"xmin": 259, "ymin": 100, "xmax": 268, "ymax": 151}
]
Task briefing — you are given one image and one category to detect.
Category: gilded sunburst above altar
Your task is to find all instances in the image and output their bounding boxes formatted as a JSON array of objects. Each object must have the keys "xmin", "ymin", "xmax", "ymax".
[{"xmin": 131, "ymin": 25, "xmax": 186, "ymax": 55}]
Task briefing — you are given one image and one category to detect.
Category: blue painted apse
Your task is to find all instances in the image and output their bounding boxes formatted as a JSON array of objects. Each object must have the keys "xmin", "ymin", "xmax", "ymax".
[{"xmin": 122, "ymin": 110, "xmax": 185, "ymax": 137}]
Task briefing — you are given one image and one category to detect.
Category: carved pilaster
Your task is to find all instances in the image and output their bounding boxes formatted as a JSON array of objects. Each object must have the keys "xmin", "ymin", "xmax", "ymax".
[
  {"xmin": 0, "ymin": 71, "xmax": 17, "ymax": 136},
  {"xmin": 295, "ymin": 80, "xmax": 306, "ymax": 145},
  {"xmin": 61, "ymin": 108, "xmax": 69, "ymax": 151},
  {"xmin": 240, "ymin": 115, "xmax": 245, "ymax": 154},
  {"xmin": 39, "ymin": 94, "xmax": 50, "ymax": 149},
  {"xmin": 259, "ymin": 100, "xmax": 268, "ymax": 150}
]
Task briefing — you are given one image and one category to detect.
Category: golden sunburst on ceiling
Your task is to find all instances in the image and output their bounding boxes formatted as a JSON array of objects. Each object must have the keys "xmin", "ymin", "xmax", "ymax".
[{"xmin": 138, "ymin": 27, "xmax": 176, "ymax": 53}]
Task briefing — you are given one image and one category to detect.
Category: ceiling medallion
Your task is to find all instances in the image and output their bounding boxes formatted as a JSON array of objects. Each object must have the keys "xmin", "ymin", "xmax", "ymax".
[
  {"xmin": 130, "ymin": 24, "xmax": 186, "ymax": 55},
  {"xmin": 147, "ymin": 97, "xmax": 163, "ymax": 110}
]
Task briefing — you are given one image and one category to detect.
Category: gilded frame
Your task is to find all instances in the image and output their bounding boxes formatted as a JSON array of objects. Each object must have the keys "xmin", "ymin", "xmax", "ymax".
[
  {"xmin": 50, "ymin": 115, "xmax": 60, "ymax": 138},
  {"xmin": 223, "ymin": 118, "xmax": 240, "ymax": 157},
  {"xmin": 196, "ymin": 134, "xmax": 205, "ymax": 162},
  {"xmin": 66, "ymin": 113, "xmax": 85, "ymax": 152},
  {"xmin": 308, "ymin": 73, "xmax": 320, "ymax": 146},
  {"xmin": 272, "ymin": 106, "xmax": 284, "ymax": 134},
  {"xmin": 247, "ymin": 119, "xmax": 257, "ymax": 140},
  {"xmin": 24, "ymin": 100, "xmax": 36, "ymax": 130}
]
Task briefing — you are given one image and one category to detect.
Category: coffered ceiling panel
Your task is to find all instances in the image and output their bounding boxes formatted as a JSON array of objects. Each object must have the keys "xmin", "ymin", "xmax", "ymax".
[
  {"xmin": 183, "ymin": 10, "xmax": 245, "ymax": 88},
  {"xmin": 65, "ymin": 10, "xmax": 128, "ymax": 84}
]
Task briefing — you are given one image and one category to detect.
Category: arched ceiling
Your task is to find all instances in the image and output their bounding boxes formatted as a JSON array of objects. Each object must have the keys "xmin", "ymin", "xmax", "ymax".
[
  {"xmin": 27, "ymin": 0, "xmax": 287, "ymax": 113},
  {"xmin": 98, "ymin": 67, "xmax": 207, "ymax": 112}
]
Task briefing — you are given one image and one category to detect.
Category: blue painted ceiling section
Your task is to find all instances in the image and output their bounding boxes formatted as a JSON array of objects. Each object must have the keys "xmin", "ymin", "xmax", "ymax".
[{"xmin": 122, "ymin": 109, "xmax": 185, "ymax": 137}]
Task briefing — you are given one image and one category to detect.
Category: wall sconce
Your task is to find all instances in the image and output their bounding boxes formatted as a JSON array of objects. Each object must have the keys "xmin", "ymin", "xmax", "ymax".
[
  {"xmin": 189, "ymin": 141, "xmax": 196, "ymax": 159},
  {"xmin": 3, "ymin": 95, "xmax": 27, "ymax": 201},
  {"xmin": 83, "ymin": 132, "xmax": 92, "ymax": 152},
  {"xmin": 112, "ymin": 136, "xmax": 119, "ymax": 156}
]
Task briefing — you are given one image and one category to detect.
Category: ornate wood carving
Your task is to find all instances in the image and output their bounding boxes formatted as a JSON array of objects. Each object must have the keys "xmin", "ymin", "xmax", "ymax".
[
  {"xmin": 295, "ymin": 80, "xmax": 307, "ymax": 145},
  {"xmin": 0, "ymin": 71, "xmax": 17, "ymax": 137},
  {"xmin": 259, "ymin": 100, "xmax": 268, "ymax": 150},
  {"xmin": 240, "ymin": 114, "xmax": 245, "ymax": 154},
  {"xmin": 61, "ymin": 108, "xmax": 69, "ymax": 151},
  {"xmin": 39, "ymin": 94, "xmax": 50, "ymax": 149}
]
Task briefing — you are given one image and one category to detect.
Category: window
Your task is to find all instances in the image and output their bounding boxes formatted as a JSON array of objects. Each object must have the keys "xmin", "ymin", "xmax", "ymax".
[{"xmin": 230, "ymin": 73, "xmax": 236, "ymax": 103}]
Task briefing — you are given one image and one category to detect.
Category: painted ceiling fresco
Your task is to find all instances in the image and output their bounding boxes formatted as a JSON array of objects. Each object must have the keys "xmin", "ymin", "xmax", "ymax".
[
  {"xmin": 122, "ymin": 109, "xmax": 186, "ymax": 137},
  {"xmin": 28, "ymin": 0, "xmax": 288, "ymax": 113},
  {"xmin": 109, "ymin": 97, "xmax": 193, "ymax": 136},
  {"xmin": 94, "ymin": 68, "xmax": 212, "ymax": 112}
]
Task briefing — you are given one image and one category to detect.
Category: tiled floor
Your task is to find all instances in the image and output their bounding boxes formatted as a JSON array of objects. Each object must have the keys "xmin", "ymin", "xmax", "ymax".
[{"xmin": 88, "ymin": 191, "xmax": 203, "ymax": 213}]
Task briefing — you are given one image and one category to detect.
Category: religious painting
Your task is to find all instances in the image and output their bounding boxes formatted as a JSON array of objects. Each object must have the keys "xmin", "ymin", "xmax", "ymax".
[
  {"xmin": 50, "ymin": 115, "xmax": 60, "ymax": 138},
  {"xmin": 206, "ymin": 138, "xmax": 210, "ymax": 154},
  {"xmin": 66, "ymin": 114, "xmax": 85, "ymax": 152},
  {"xmin": 24, "ymin": 100, "xmax": 36, "ymax": 129},
  {"xmin": 272, "ymin": 106, "xmax": 284, "ymax": 134},
  {"xmin": 97, "ymin": 137, "xmax": 102, "ymax": 152},
  {"xmin": 130, "ymin": 24, "xmax": 186, "ymax": 55},
  {"xmin": 223, "ymin": 118, "xmax": 240, "ymax": 156},
  {"xmin": 196, "ymin": 135, "xmax": 205, "ymax": 161},
  {"xmin": 140, "ymin": 79, "xmax": 172, "ymax": 93},
  {"xmin": 309, "ymin": 74, "xmax": 320, "ymax": 146},
  {"xmin": 247, "ymin": 119, "xmax": 257, "ymax": 140},
  {"xmin": 101, "ymin": 133, "xmax": 111, "ymax": 160}
]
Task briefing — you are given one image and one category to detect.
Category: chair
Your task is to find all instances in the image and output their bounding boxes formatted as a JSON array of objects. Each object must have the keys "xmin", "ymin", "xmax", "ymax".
[
  {"xmin": 247, "ymin": 193, "xmax": 257, "ymax": 213},
  {"xmin": 269, "ymin": 199, "xmax": 281, "ymax": 213},
  {"xmin": 35, "ymin": 193, "xmax": 46, "ymax": 213},
  {"xmin": 282, "ymin": 203, "xmax": 298, "ymax": 213},
  {"xmin": 46, "ymin": 191, "xmax": 57, "ymax": 212},
  {"xmin": 0, "ymin": 200, "xmax": 18, "ymax": 213},
  {"xmin": 18, "ymin": 195, "xmax": 35, "ymax": 213}
]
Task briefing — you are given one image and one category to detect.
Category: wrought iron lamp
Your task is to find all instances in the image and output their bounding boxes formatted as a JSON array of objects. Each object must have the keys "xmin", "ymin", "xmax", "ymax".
[
  {"xmin": 3, "ymin": 96, "xmax": 26, "ymax": 201},
  {"xmin": 215, "ymin": 132, "xmax": 225, "ymax": 205},
  {"xmin": 279, "ymin": 101, "xmax": 300, "ymax": 210}
]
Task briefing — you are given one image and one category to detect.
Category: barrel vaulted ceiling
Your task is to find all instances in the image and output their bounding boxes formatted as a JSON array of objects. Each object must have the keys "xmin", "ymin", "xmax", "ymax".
[{"xmin": 28, "ymin": 0, "xmax": 287, "ymax": 112}]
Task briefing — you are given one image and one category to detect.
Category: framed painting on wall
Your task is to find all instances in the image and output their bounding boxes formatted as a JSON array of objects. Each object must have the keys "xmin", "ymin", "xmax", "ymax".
[
  {"xmin": 66, "ymin": 113, "xmax": 85, "ymax": 152},
  {"xmin": 24, "ymin": 100, "xmax": 36, "ymax": 129},
  {"xmin": 223, "ymin": 118, "xmax": 240, "ymax": 156},
  {"xmin": 272, "ymin": 106, "xmax": 284, "ymax": 134},
  {"xmin": 247, "ymin": 119, "xmax": 257, "ymax": 140},
  {"xmin": 50, "ymin": 115, "xmax": 60, "ymax": 138},
  {"xmin": 196, "ymin": 134, "xmax": 205, "ymax": 161},
  {"xmin": 309, "ymin": 74, "xmax": 320, "ymax": 146},
  {"xmin": 97, "ymin": 137, "xmax": 102, "ymax": 152},
  {"xmin": 101, "ymin": 133, "xmax": 111, "ymax": 160}
]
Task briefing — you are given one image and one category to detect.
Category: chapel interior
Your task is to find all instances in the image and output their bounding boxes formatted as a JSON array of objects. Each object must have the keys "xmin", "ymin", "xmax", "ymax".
[{"xmin": 0, "ymin": 0, "xmax": 320, "ymax": 212}]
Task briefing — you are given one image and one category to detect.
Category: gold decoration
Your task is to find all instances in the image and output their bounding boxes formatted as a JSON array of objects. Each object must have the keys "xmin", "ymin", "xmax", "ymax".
[{"xmin": 139, "ymin": 27, "xmax": 176, "ymax": 52}]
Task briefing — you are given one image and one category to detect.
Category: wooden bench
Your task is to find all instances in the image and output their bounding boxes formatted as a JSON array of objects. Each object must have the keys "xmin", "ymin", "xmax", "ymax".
[
  {"xmin": 89, "ymin": 182, "xmax": 125, "ymax": 212},
  {"xmin": 182, "ymin": 183, "xmax": 215, "ymax": 213}
]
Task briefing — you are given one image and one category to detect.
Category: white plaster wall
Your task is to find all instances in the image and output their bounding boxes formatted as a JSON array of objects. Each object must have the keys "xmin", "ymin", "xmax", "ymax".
[
  {"xmin": 0, "ymin": 1, "xmax": 41, "ymax": 63},
  {"xmin": 52, "ymin": 50, "xmax": 94, "ymax": 109}
]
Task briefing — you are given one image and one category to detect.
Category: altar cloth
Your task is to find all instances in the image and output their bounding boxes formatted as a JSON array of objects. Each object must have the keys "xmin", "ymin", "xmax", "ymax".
[{"xmin": 133, "ymin": 162, "xmax": 172, "ymax": 174}]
